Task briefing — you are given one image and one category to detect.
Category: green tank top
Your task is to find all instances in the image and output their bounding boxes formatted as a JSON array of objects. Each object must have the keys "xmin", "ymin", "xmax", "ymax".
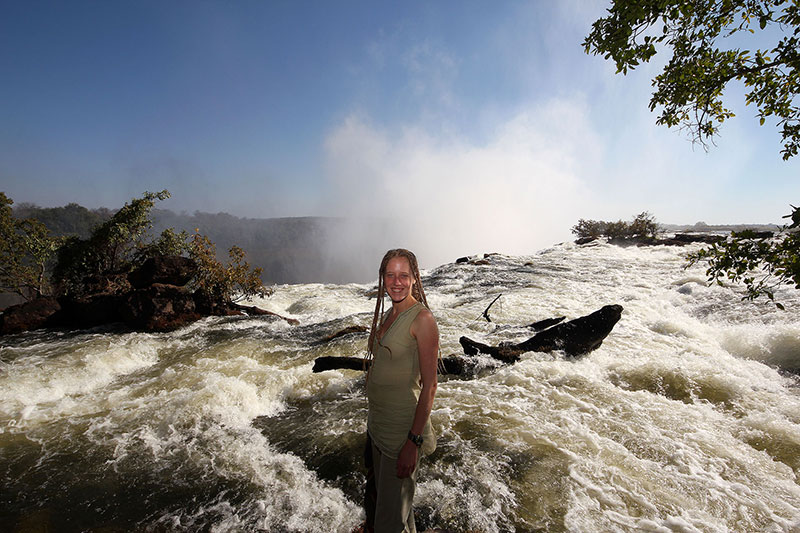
[{"xmin": 367, "ymin": 302, "xmax": 436, "ymax": 458}]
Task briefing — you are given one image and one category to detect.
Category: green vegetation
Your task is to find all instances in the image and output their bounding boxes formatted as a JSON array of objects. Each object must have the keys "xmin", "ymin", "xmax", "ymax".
[
  {"xmin": 687, "ymin": 206, "xmax": 800, "ymax": 308},
  {"xmin": 189, "ymin": 231, "xmax": 271, "ymax": 305},
  {"xmin": 584, "ymin": 0, "xmax": 800, "ymax": 160},
  {"xmin": 52, "ymin": 190, "xmax": 177, "ymax": 296},
  {"xmin": 572, "ymin": 212, "xmax": 660, "ymax": 240},
  {"xmin": 2, "ymin": 190, "xmax": 267, "ymax": 306},
  {"xmin": 585, "ymin": 1, "xmax": 799, "ymax": 305},
  {"xmin": 0, "ymin": 193, "xmax": 62, "ymax": 300},
  {"xmin": 13, "ymin": 202, "xmax": 111, "ymax": 238}
]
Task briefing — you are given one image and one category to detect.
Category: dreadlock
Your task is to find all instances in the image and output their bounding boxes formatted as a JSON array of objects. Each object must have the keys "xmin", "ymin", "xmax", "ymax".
[{"xmin": 365, "ymin": 248, "xmax": 435, "ymax": 370}]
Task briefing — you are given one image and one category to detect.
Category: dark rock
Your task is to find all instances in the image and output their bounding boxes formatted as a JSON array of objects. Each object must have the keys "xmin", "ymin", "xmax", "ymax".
[
  {"xmin": 232, "ymin": 303, "xmax": 300, "ymax": 325},
  {"xmin": 460, "ymin": 304, "xmax": 623, "ymax": 360},
  {"xmin": 313, "ymin": 356, "xmax": 367, "ymax": 372},
  {"xmin": 312, "ymin": 354, "xmax": 475, "ymax": 376},
  {"xmin": 0, "ymin": 252, "xmax": 293, "ymax": 334},
  {"xmin": 575, "ymin": 237, "xmax": 597, "ymax": 245},
  {"xmin": 671, "ymin": 233, "xmax": 726, "ymax": 244},
  {"xmin": 56, "ymin": 293, "xmax": 127, "ymax": 329},
  {"xmin": 192, "ymin": 291, "xmax": 238, "ymax": 317},
  {"xmin": 654, "ymin": 233, "xmax": 726, "ymax": 246},
  {"xmin": 517, "ymin": 304, "xmax": 623, "ymax": 356},
  {"xmin": 0, "ymin": 297, "xmax": 61, "ymax": 334},
  {"xmin": 527, "ymin": 316, "xmax": 566, "ymax": 331},
  {"xmin": 123, "ymin": 284, "xmax": 200, "ymax": 332},
  {"xmin": 455, "ymin": 255, "xmax": 491, "ymax": 265},
  {"xmin": 313, "ymin": 305, "xmax": 624, "ymax": 377},
  {"xmin": 318, "ymin": 324, "xmax": 368, "ymax": 343},
  {"xmin": 82, "ymin": 273, "xmax": 131, "ymax": 294},
  {"xmin": 128, "ymin": 256, "xmax": 197, "ymax": 289},
  {"xmin": 608, "ymin": 236, "xmax": 656, "ymax": 247},
  {"xmin": 601, "ymin": 234, "xmax": 726, "ymax": 247}
]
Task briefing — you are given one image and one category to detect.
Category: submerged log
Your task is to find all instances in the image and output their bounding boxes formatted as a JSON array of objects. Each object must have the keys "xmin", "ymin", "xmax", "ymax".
[
  {"xmin": 316, "ymin": 325, "xmax": 368, "ymax": 344},
  {"xmin": 232, "ymin": 303, "xmax": 299, "ymax": 325},
  {"xmin": 460, "ymin": 304, "xmax": 623, "ymax": 361},
  {"xmin": 527, "ymin": 316, "xmax": 565, "ymax": 331},
  {"xmin": 312, "ymin": 354, "xmax": 473, "ymax": 375},
  {"xmin": 313, "ymin": 356, "xmax": 366, "ymax": 372},
  {"xmin": 311, "ymin": 304, "xmax": 623, "ymax": 376}
]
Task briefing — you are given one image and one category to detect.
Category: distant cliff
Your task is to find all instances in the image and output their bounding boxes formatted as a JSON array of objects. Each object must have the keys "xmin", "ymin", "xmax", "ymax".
[{"xmin": 12, "ymin": 203, "xmax": 398, "ymax": 285}]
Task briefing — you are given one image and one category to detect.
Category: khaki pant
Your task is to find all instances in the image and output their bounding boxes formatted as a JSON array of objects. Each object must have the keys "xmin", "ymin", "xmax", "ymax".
[{"xmin": 370, "ymin": 439, "xmax": 418, "ymax": 533}]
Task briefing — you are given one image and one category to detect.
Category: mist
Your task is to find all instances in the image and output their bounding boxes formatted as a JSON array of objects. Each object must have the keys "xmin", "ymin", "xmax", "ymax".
[{"xmin": 319, "ymin": 100, "xmax": 600, "ymax": 270}]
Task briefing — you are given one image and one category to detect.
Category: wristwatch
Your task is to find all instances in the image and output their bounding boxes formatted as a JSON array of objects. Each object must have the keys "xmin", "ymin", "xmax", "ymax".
[{"xmin": 408, "ymin": 431, "xmax": 423, "ymax": 447}]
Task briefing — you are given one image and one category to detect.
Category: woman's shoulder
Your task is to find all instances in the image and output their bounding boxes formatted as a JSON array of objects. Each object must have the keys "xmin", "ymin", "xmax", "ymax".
[
  {"xmin": 414, "ymin": 304, "xmax": 434, "ymax": 320},
  {"xmin": 411, "ymin": 305, "xmax": 437, "ymax": 333}
]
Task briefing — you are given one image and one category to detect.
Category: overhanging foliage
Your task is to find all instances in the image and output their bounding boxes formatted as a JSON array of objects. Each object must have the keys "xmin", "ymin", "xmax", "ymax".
[{"xmin": 584, "ymin": 0, "xmax": 800, "ymax": 160}]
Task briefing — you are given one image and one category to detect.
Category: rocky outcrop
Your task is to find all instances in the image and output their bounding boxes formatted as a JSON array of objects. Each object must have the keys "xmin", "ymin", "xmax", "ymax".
[
  {"xmin": 576, "ymin": 234, "xmax": 725, "ymax": 246},
  {"xmin": 231, "ymin": 303, "xmax": 300, "ymax": 325},
  {"xmin": 128, "ymin": 256, "xmax": 197, "ymax": 288},
  {"xmin": 1, "ymin": 255, "xmax": 289, "ymax": 335},
  {"xmin": 56, "ymin": 293, "xmax": 126, "ymax": 330},
  {"xmin": 455, "ymin": 255, "xmax": 491, "ymax": 265},
  {"xmin": 316, "ymin": 324, "xmax": 368, "ymax": 344},
  {"xmin": 122, "ymin": 283, "xmax": 201, "ymax": 332},
  {"xmin": 0, "ymin": 297, "xmax": 61, "ymax": 335},
  {"xmin": 669, "ymin": 233, "xmax": 728, "ymax": 244}
]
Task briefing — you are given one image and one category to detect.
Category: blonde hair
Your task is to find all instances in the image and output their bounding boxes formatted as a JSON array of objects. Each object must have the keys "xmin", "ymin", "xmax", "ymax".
[{"xmin": 365, "ymin": 249, "xmax": 431, "ymax": 368}]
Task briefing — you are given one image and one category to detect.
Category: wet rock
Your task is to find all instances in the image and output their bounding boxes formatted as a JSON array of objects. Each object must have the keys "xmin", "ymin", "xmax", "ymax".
[
  {"xmin": 460, "ymin": 304, "xmax": 623, "ymax": 360},
  {"xmin": 82, "ymin": 273, "xmax": 132, "ymax": 295},
  {"xmin": 232, "ymin": 303, "xmax": 300, "ymax": 325},
  {"xmin": 455, "ymin": 255, "xmax": 490, "ymax": 265},
  {"xmin": 0, "ymin": 297, "xmax": 61, "ymax": 334},
  {"xmin": 313, "ymin": 356, "xmax": 367, "ymax": 372},
  {"xmin": 655, "ymin": 233, "xmax": 726, "ymax": 246},
  {"xmin": 671, "ymin": 233, "xmax": 727, "ymax": 244},
  {"xmin": 527, "ymin": 316, "xmax": 566, "ymax": 331},
  {"xmin": 56, "ymin": 293, "xmax": 127, "ymax": 329},
  {"xmin": 123, "ymin": 283, "xmax": 200, "ymax": 332},
  {"xmin": 128, "ymin": 255, "xmax": 197, "ymax": 289},
  {"xmin": 317, "ymin": 324, "xmax": 368, "ymax": 343},
  {"xmin": 313, "ymin": 305, "xmax": 624, "ymax": 376}
]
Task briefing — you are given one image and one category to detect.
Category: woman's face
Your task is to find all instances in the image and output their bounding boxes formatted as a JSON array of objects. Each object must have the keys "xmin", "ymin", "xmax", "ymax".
[{"xmin": 383, "ymin": 256, "xmax": 415, "ymax": 303}]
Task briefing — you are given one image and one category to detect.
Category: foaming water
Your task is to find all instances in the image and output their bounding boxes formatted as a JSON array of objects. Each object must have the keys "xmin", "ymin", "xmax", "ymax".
[{"xmin": 1, "ymin": 242, "xmax": 799, "ymax": 532}]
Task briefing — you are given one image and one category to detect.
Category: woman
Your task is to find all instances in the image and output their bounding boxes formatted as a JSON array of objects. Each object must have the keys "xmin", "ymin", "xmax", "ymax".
[{"xmin": 364, "ymin": 249, "xmax": 439, "ymax": 533}]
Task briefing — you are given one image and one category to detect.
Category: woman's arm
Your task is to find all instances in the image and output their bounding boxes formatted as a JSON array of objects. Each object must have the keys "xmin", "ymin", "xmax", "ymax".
[{"xmin": 396, "ymin": 308, "xmax": 439, "ymax": 478}]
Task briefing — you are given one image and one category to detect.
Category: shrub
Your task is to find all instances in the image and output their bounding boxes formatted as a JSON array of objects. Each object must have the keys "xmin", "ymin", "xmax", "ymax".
[
  {"xmin": 572, "ymin": 212, "xmax": 660, "ymax": 240},
  {"xmin": 52, "ymin": 190, "xmax": 172, "ymax": 296},
  {"xmin": 0, "ymin": 192, "xmax": 61, "ymax": 299},
  {"xmin": 629, "ymin": 212, "xmax": 659, "ymax": 239},
  {"xmin": 189, "ymin": 231, "xmax": 271, "ymax": 304}
]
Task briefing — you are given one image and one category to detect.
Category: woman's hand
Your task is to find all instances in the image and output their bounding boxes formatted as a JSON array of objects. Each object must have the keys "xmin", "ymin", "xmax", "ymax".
[{"xmin": 396, "ymin": 440, "xmax": 418, "ymax": 478}]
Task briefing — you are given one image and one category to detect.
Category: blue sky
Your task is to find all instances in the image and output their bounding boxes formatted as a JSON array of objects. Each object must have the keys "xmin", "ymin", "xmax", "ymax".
[{"xmin": 1, "ymin": 1, "xmax": 797, "ymax": 265}]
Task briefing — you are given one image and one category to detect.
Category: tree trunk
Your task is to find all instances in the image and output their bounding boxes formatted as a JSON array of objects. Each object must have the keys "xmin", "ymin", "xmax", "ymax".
[{"xmin": 312, "ymin": 304, "xmax": 623, "ymax": 377}]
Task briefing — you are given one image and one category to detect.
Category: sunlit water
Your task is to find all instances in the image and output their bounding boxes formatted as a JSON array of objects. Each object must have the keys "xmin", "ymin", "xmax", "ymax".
[{"xmin": 1, "ymin": 242, "xmax": 799, "ymax": 532}]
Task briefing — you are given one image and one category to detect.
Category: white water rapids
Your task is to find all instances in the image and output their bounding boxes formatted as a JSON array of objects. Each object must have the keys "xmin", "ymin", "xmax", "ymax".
[{"xmin": 1, "ymin": 241, "xmax": 799, "ymax": 532}]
